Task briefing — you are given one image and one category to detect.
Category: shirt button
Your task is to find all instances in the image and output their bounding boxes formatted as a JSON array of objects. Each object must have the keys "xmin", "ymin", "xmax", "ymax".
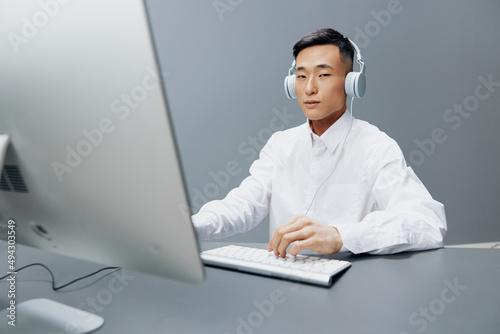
[{"xmin": 356, "ymin": 241, "xmax": 362, "ymax": 251}]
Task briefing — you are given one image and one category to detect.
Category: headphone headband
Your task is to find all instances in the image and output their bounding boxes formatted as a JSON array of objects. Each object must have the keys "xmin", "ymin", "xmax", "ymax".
[{"xmin": 348, "ymin": 39, "xmax": 365, "ymax": 73}]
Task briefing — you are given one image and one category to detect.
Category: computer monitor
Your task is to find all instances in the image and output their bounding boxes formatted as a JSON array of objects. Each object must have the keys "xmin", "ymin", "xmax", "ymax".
[{"xmin": 0, "ymin": 0, "xmax": 204, "ymax": 329}]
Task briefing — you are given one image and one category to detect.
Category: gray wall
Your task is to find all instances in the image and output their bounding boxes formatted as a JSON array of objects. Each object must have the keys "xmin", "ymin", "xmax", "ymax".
[{"xmin": 146, "ymin": 0, "xmax": 500, "ymax": 245}]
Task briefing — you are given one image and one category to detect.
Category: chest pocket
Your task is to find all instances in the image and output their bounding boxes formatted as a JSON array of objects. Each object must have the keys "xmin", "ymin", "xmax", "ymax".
[{"xmin": 315, "ymin": 184, "xmax": 360, "ymax": 224}]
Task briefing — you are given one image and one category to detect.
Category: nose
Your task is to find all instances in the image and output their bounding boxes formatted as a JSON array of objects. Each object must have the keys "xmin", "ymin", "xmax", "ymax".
[{"xmin": 305, "ymin": 77, "xmax": 317, "ymax": 95}]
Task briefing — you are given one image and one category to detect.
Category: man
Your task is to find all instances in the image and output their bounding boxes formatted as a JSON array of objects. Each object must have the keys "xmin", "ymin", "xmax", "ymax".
[{"xmin": 192, "ymin": 28, "xmax": 446, "ymax": 257}]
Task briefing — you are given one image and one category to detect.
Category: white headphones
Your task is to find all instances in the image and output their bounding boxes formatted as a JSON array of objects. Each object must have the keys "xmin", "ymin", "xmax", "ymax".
[{"xmin": 284, "ymin": 39, "xmax": 366, "ymax": 100}]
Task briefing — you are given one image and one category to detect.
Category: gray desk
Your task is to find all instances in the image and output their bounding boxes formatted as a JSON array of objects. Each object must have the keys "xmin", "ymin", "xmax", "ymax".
[{"xmin": 1, "ymin": 242, "xmax": 499, "ymax": 334}]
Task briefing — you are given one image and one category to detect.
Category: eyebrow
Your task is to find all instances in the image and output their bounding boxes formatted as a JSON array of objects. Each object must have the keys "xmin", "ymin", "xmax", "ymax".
[{"xmin": 296, "ymin": 64, "xmax": 333, "ymax": 71}]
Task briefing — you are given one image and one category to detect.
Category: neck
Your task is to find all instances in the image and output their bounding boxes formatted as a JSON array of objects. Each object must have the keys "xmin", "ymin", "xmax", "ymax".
[{"xmin": 309, "ymin": 107, "xmax": 346, "ymax": 136}]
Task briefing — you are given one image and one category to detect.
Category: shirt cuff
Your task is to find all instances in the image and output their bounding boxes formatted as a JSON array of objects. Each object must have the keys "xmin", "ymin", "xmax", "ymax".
[
  {"xmin": 191, "ymin": 212, "xmax": 218, "ymax": 240},
  {"xmin": 334, "ymin": 223, "xmax": 377, "ymax": 254}
]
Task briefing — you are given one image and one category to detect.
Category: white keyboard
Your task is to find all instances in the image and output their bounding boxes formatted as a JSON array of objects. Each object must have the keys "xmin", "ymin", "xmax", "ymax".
[{"xmin": 201, "ymin": 245, "xmax": 351, "ymax": 287}]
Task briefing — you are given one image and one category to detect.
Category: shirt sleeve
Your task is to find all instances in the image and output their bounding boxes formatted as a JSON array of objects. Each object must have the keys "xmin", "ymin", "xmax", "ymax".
[
  {"xmin": 334, "ymin": 139, "xmax": 447, "ymax": 254},
  {"xmin": 191, "ymin": 136, "xmax": 275, "ymax": 240}
]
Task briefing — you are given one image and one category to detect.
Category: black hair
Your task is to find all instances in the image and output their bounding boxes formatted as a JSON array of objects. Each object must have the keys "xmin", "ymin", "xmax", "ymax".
[{"xmin": 292, "ymin": 28, "xmax": 354, "ymax": 72}]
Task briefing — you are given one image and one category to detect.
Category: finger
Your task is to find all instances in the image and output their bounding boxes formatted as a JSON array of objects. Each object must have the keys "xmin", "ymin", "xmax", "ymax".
[
  {"xmin": 288, "ymin": 240, "xmax": 303, "ymax": 257},
  {"xmin": 288, "ymin": 238, "xmax": 315, "ymax": 256},
  {"xmin": 269, "ymin": 215, "xmax": 305, "ymax": 255},
  {"xmin": 276, "ymin": 228, "xmax": 313, "ymax": 258},
  {"xmin": 269, "ymin": 229, "xmax": 282, "ymax": 256},
  {"xmin": 273, "ymin": 224, "xmax": 306, "ymax": 257},
  {"xmin": 267, "ymin": 233, "xmax": 275, "ymax": 252}
]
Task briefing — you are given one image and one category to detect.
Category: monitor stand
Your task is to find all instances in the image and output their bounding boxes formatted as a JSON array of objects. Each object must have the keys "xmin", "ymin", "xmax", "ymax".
[
  {"xmin": 0, "ymin": 298, "xmax": 104, "ymax": 333},
  {"xmin": 1, "ymin": 137, "xmax": 103, "ymax": 332},
  {"xmin": 0, "ymin": 134, "xmax": 9, "ymax": 171}
]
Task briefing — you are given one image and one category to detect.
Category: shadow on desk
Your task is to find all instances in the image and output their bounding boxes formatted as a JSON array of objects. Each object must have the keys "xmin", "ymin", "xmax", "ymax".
[{"xmin": 324, "ymin": 248, "xmax": 440, "ymax": 262}]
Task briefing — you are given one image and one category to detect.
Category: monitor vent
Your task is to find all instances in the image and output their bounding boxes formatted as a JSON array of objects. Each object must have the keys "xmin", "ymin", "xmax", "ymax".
[{"xmin": 0, "ymin": 165, "xmax": 29, "ymax": 193}]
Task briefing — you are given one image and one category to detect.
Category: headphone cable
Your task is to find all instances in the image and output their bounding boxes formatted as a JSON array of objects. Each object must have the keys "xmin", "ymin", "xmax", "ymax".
[
  {"xmin": 304, "ymin": 95, "xmax": 355, "ymax": 216},
  {"xmin": 0, "ymin": 263, "xmax": 121, "ymax": 291}
]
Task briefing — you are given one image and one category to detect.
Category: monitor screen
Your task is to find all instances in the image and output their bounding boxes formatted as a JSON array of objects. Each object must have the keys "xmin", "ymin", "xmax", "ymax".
[{"xmin": 0, "ymin": 0, "xmax": 204, "ymax": 285}]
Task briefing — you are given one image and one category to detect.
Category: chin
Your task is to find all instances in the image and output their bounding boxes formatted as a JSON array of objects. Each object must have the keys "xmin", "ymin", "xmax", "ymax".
[{"xmin": 303, "ymin": 110, "xmax": 326, "ymax": 120}]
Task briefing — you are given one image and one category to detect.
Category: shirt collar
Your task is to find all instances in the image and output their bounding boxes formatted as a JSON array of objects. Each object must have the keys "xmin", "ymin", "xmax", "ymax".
[{"xmin": 306, "ymin": 109, "xmax": 352, "ymax": 154}]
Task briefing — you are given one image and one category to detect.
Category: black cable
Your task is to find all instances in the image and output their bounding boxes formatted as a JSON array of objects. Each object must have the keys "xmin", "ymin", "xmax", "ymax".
[{"xmin": 0, "ymin": 263, "xmax": 121, "ymax": 291}]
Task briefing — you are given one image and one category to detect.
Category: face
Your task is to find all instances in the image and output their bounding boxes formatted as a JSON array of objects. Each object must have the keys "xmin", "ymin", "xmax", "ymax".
[{"xmin": 295, "ymin": 44, "xmax": 348, "ymax": 133}]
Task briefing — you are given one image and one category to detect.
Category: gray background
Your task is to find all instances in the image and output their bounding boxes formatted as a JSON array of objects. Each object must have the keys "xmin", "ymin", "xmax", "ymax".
[{"xmin": 145, "ymin": 0, "xmax": 500, "ymax": 245}]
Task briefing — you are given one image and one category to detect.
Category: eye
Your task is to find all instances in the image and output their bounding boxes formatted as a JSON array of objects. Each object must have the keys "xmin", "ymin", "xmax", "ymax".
[
  {"xmin": 319, "ymin": 73, "xmax": 331, "ymax": 77},
  {"xmin": 296, "ymin": 74, "xmax": 306, "ymax": 79}
]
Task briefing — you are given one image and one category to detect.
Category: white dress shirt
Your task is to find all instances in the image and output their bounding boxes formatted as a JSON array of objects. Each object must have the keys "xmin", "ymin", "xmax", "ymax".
[{"xmin": 192, "ymin": 110, "xmax": 447, "ymax": 254}]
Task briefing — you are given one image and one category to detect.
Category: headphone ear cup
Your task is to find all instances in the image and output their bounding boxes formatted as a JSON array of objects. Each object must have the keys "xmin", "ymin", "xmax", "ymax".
[
  {"xmin": 345, "ymin": 71, "xmax": 366, "ymax": 98},
  {"xmin": 284, "ymin": 74, "xmax": 296, "ymax": 100}
]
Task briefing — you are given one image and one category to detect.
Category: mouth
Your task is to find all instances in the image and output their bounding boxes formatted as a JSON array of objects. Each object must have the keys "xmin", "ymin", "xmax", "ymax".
[{"xmin": 304, "ymin": 100, "xmax": 320, "ymax": 107}]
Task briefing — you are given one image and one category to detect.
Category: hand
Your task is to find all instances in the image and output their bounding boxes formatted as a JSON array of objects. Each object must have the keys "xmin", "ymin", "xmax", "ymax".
[{"xmin": 267, "ymin": 214, "xmax": 343, "ymax": 257}]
